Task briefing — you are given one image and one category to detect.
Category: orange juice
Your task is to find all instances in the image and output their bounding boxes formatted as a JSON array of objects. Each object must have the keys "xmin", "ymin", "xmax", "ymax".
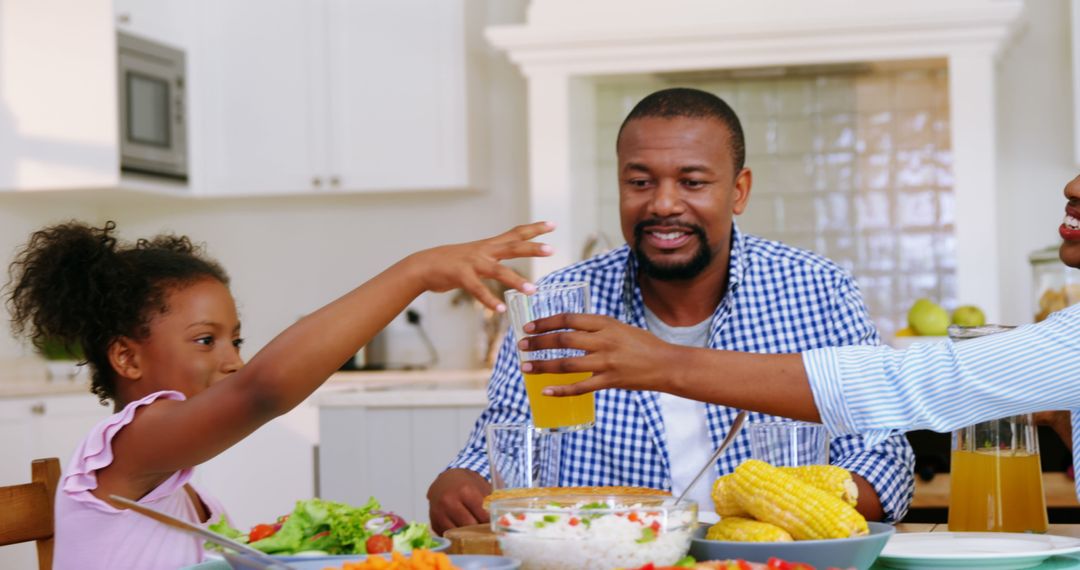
[
  {"xmin": 523, "ymin": 372, "xmax": 595, "ymax": 431},
  {"xmin": 948, "ymin": 449, "xmax": 1048, "ymax": 532}
]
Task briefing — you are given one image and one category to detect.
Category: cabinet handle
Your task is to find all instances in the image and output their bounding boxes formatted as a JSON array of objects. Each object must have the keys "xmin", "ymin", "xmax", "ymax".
[
  {"xmin": 117, "ymin": 13, "xmax": 131, "ymax": 24},
  {"xmin": 30, "ymin": 402, "xmax": 45, "ymax": 415},
  {"xmin": 330, "ymin": 176, "xmax": 340, "ymax": 187},
  {"xmin": 312, "ymin": 177, "xmax": 322, "ymax": 188}
]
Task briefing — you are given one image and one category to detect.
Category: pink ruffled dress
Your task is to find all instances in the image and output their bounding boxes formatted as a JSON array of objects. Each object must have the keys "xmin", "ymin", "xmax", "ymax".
[{"xmin": 53, "ymin": 390, "xmax": 230, "ymax": 570}]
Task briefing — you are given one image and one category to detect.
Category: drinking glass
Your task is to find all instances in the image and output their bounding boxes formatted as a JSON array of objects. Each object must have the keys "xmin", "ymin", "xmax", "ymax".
[
  {"xmin": 947, "ymin": 324, "xmax": 1048, "ymax": 533},
  {"xmin": 504, "ymin": 282, "xmax": 595, "ymax": 432},
  {"xmin": 748, "ymin": 421, "xmax": 829, "ymax": 467},
  {"xmin": 486, "ymin": 423, "xmax": 562, "ymax": 490}
]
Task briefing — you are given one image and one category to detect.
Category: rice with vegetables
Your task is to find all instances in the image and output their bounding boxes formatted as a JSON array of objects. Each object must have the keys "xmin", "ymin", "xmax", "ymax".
[{"xmin": 492, "ymin": 499, "xmax": 696, "ymax": 570}]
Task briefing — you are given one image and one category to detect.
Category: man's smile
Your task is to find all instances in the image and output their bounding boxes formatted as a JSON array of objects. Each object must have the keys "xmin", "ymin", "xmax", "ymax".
[{"xmin": 643, "ymin": 227, "xmax": 695, "ymax": 250}]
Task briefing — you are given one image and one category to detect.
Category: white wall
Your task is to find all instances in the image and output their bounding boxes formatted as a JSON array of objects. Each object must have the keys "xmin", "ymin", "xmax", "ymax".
[
  {"xmin": 996, "ymin": 0, "xmax": 1079, "ymax": 325},
  {"xmin": 0, "ymin": 0, "xmax": 530, "ymax": 369}
]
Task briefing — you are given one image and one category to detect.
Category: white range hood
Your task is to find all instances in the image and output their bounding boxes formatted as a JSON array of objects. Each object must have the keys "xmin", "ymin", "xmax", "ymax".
[{"xmin": 486, "ymin": 0, "xmax": 1025, "ymax": 320}]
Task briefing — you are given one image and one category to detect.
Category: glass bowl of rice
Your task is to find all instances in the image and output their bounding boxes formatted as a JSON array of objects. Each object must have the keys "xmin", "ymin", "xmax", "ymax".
[{"xmin": 488, "ymin": 493, "xmax": 697, "ymax": 570}]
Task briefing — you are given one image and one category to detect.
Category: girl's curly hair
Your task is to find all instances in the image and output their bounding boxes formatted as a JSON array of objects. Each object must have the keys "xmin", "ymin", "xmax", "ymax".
[{"xmin": 5, "ymin": 221, "xmax": 229, "ymax": 404}]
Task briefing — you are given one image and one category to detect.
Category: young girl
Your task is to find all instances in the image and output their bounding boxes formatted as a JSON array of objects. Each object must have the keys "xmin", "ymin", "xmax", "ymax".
[{"xmin": 5, "ymin": 219, "xmax": 553, "ymax": 569}]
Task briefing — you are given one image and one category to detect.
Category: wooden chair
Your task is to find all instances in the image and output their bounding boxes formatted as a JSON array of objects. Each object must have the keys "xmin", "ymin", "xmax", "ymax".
[{"xmin": 0, "ymin": 458, "xmax": 60, "ymax": 570}]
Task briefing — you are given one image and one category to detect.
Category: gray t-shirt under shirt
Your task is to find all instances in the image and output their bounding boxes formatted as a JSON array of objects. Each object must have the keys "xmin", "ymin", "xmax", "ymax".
[{"xmin": 642, "ymin": 306, "xmax": 715, "ymax": 515}]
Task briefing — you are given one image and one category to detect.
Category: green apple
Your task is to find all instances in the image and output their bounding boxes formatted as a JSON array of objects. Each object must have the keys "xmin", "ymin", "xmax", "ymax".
[
  {"xmin": 908, "ymin": 298, "xmax": 950, "ymax": 336},
  {"xmin": 952, "ymin": 305, "xmax": 986, "ymax": 327}
]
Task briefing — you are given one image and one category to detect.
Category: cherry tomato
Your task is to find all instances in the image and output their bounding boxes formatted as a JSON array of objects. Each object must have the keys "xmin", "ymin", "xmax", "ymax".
[
  {"xmin": 365, "ymin": 534, "xmax": 394, "ymax": 554},
  {"xmin": 248, "ymin": 523, "xmax": 277, "ymax": 542}
]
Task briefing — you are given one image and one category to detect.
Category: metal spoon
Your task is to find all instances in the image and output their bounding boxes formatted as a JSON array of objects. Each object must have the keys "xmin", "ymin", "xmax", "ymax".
[
  {"xmin": 110, "ymin": 494, "xmax": 296, "ymax": 570},
  {"xmin": 675, "ymin": 410, "xmax": 749, "ymax": 505}
]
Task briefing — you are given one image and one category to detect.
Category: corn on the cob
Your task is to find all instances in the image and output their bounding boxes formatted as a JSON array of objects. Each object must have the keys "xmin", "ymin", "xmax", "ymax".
[
  {"xmin": 785, "ymin": 464, "xmax": 859, "ymax": 507},
  {"xmin": 710, "ymin": 476, "xmax": 748, "ymax": 517},
  {"xmin": 706, "ymin": 516, "xmax": 794, "ymax": 542},
  {"xmin": 729, "ymin": 459, "xmax": 868, "ymax": 540},
  {"xmin": 712, "ymin": 464, "xmax": 858, "ymax": 516}
]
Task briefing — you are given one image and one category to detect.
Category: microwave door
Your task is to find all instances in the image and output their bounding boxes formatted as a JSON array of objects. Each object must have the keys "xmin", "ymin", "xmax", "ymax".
[
  {"xmin": 117, "ymin": 40, "xmax": 187, "ymax": 179},
  {"xmin": 127, "ymin": 72, "xmax": 171, "ymax": 149}
]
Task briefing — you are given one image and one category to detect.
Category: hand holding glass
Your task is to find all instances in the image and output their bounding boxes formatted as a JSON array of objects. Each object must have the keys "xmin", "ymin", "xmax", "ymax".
[{"xmin": 505, "ymin": 282, "xmax": 595, "ymax": 432}]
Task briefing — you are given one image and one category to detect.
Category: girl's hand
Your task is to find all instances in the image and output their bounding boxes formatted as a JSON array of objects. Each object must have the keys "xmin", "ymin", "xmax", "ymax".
[
  {"xmin": 407, "ymin": 221, "xmax": 555, "ymax": 312},
  {"xmin": 517, "ymin": 313, "xmax": 686, "ymax": 396}
]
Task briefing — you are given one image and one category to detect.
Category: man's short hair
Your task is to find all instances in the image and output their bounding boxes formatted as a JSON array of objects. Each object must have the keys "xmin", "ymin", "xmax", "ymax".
[{"xmin": 617, "ymin": 87, "xmax": 746, "ymax": 173}]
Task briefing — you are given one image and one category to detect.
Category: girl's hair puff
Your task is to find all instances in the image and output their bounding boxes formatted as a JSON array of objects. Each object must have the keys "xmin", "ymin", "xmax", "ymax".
[{"xmin": 5, "ymin": 221, "xmax": 229, "ymax": 403}]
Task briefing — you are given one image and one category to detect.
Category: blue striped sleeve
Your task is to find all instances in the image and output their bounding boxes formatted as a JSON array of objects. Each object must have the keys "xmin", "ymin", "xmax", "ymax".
[{"xmin": 805, "ymin": 304, "xmax": 1080, "ymax": 435}]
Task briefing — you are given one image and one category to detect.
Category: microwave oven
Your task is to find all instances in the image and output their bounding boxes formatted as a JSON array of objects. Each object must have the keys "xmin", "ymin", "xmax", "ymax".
[{"xmin": 117, "ymin": 32, "xmax": 188, "ymax": 180}]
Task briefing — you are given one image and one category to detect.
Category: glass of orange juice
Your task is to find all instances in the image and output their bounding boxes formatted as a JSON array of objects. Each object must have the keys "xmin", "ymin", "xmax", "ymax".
[
  {"xmin": 947, "ymin": 325, "xmax": 1048, "ymax": 533},
  {"xmin": 505, "ymin": 282, "xmax": 594, "ymax": 432}
]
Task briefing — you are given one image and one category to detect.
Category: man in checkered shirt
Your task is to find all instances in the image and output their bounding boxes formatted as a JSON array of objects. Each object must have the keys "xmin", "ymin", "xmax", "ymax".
[{"xmin": 427, "ymin": 87, "xmax": 914, "ymax": 535}]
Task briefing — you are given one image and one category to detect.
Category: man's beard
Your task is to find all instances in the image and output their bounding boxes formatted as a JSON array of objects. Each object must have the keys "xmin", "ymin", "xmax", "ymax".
[{"xmin": 632, "ymin": 220, "xmax": 713, "ymax": 281}]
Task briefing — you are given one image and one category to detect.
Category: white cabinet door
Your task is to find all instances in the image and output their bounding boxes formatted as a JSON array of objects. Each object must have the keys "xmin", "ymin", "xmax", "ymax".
[
  {"xmin": 194, "ymin": 393, "xmax": 319, "ymax": 528},
  {"xmin": 0, "ymin": 0, "xmax": 119, "ymax": 191},
  {"xmin": 193, "ymin": 0, "xmax": 328, "ymax": 196},
  {"xmin": 34, "ymin": 394, "xmax": 113, "ymax": 467},
  {"xmin": 0, "ymin": 393, "xmax": 110, "ymax": 570},
  {"xmin": 325, "ymin": 0, "xmax": 476, "ymax": 192},
  {"xmin": 0, "ymin": 401, "xmax": 38, "ymax": 570},
  {"xmin": 319, "ymin": 393, "xmax": 487, "ymax": 524}
]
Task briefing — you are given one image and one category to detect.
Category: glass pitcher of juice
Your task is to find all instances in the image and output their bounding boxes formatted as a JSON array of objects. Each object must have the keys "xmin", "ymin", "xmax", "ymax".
[{"xmin": 947, "ymin": 325, "xmax": 1048, "ymax": 533}]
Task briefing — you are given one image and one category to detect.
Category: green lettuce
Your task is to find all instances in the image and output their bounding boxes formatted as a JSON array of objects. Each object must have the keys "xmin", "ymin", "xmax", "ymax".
[
  {"xmin": 391, "ymin": 522, "xmax": 438, "ymax": 552},
  {"xmin": 205, "ymin": 498, "xmax": 437, "ymax": 555}
]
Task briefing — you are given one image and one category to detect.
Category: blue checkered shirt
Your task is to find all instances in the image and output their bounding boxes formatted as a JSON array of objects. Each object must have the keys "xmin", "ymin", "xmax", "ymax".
[{"xmin": 448, "ymin": 224, "xmax": 915, "ymax": 522}]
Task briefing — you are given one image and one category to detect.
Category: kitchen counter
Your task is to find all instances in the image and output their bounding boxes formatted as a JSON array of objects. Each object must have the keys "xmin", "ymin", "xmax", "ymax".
[{"xmin": 0, "ymin": 364, "xmax": 491, "ymax": 400}]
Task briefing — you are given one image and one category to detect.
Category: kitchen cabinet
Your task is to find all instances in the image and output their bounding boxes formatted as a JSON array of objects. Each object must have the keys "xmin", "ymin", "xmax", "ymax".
[
  {"xmin": 319, "ymin": 388, "xmax": 487, "ymax": 524},
  {"xmin": 0, "ymin": 0, "xmax": 119, "ymax": 192},
  {"xmin": 192, "ymin": 389, "xmax": 321, "ymax": 529},
  {"xmin": 0, "ymin": 392, "xmax": 112, "ymax": 570},
  {"xmin": 193, "ymin": 0, "xmax": 482, "ymax": 196},
  {"xmin": 324, "ymin": 0, "xmax": 477, "ymax": 192},
  {"xmin": 0, "ymin": 0, "xmax": 481, "ymax": 195},
  {"xmin": 191, "ymin": 0, "xmax": 326, "ymax": 196}
]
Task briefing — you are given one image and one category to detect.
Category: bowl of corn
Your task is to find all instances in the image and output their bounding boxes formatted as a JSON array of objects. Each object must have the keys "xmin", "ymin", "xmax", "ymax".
[{"xmin": 688, "ymin": 460, "xmax": 895, "ymax": 570}]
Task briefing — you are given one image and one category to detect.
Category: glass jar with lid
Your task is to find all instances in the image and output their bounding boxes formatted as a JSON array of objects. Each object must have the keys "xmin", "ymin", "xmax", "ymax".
[{"xmin": 1029, "ymin": 245, "xmax": 1080, "ymax": 322}]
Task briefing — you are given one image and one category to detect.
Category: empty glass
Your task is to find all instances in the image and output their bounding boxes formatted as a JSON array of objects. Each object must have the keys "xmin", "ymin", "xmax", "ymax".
[
  {"xmin": 947, "ymin": 325, "xmax": 1048, "ymax": 533},
  {"xmin": 748, "ymin": 421, "xmax": 829, "ymax": 467},
  {"xmin": 486, "ymin": 423, "xmax": 562, "ymax": 490},
  {"xmin": 505, "ymin": 282, "xmax": 595, "ymax": 432}
]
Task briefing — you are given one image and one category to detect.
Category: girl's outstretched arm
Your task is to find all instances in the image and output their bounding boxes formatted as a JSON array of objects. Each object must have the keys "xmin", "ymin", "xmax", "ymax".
[{"xmin": 115, "ymin": 222, "xmax": 554, "ymax": 480}]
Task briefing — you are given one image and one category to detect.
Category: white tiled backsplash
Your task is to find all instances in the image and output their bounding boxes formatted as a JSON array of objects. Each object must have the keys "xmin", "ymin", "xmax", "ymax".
[{"xmin": 592, "ymin": 65, "xmax": 954, "ymax": 340}]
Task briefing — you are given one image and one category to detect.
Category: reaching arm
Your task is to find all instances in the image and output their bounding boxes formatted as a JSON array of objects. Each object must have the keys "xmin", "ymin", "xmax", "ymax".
[
  {"xmin": 522, "ymin": 306, "xmax": 1080, "ymax": 435},
  {"xmin": 115, "ymin": 222, "xmax": 556, "ymax": 479},
  {"xmin": 518, "ymin": 313, "xmax": 821, "ymax": 421}
]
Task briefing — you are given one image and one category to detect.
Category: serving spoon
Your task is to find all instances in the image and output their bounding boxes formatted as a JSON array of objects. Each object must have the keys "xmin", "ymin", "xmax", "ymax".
[
  {"xmin": 110, "ymin": 494, "xmax": 296, "ymax": 570},
  {"xmin": 674, "ymin": 410, "xmax": 749, "ymax": 505}
]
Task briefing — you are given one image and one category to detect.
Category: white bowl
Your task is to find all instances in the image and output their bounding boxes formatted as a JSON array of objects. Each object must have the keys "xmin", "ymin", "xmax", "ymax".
[{"xmin": 489, "ymin": 494, "xmax": 697, "ymax": 570}]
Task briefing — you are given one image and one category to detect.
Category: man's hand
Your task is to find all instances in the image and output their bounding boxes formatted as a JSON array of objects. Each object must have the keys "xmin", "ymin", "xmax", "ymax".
[
  {"xmin": 427, "ymin": 468, "xmax": 492, "ymax": 535},
  {"xmin": 518, "ymin": 313, "xmax": 687, "ymax": 396}
]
